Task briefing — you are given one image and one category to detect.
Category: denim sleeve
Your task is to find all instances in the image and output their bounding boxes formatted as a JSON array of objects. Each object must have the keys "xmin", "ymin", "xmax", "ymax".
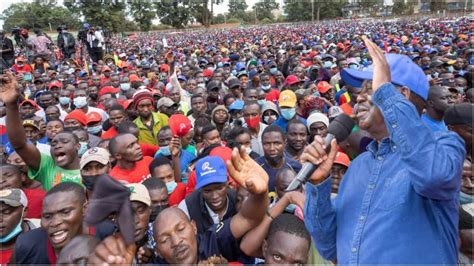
[
  {"xmin": 373, "ymin": 83, "xmax": 466, "ymax": 200},
  {"xmin": 304, "ymin": 178, "xmax": 337, "ymax": 260}
]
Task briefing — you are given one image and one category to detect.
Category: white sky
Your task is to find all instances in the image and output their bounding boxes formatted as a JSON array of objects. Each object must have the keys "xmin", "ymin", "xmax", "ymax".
[{"xmin": 0, "ymin": 0, "xmax": 286, "ymax": 29}]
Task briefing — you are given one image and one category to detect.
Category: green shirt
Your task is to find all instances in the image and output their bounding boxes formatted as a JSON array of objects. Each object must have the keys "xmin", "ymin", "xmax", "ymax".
[{"xmin": 28, "ymin": 153, "xmax": 81, "ymax": 191}]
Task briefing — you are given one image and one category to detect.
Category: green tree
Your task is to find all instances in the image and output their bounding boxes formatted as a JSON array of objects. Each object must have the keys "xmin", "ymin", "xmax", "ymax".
[
  {"xmin": 1, "ymin": 2, "xmax": 80, "ymax": 31},
  {"xmin": 253, "ymin": 0, "xmax": 279, "ymax": 21},
  {"xmin": 284, "ymin": 0, "xmax": 347, "ymax": 22},
  {"xmin": 155, "ymin": 0, "xmax": 192, "ymax": 29},
  {"xmin": 64, "ymin": 0, "xmax": 135, "ymax": 32},
  {"xmin": 128, "ymin": 0, "xmax": 156, "ymax": 31},
  {"xmin": 228, "ymin": 0, "xmax": 248, "ymax": 20}
]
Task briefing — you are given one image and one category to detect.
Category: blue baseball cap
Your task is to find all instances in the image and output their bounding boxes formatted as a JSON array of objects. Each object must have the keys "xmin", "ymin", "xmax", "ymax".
[
  {"xmin": 195, "ymin": 156, "xmax": 228, "ymax": 190},
  {"xmin": 340, "ymin": 54, "xmax": 429, "ymax": 100},
  {"xmin": 228, "ymin": 100, "xmax": 244, "ymax": 111}
]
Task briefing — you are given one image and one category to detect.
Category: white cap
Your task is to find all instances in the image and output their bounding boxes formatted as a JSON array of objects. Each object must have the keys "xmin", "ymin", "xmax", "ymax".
[{"xmin": 307, "ymin": 112, "xmax": 329, "ymax": 130}]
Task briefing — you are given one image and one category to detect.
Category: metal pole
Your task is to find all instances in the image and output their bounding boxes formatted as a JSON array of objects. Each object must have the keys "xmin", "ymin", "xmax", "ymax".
[{"xmin": 312, "ymin": 0, "xmax": 314, "ymax": 22}]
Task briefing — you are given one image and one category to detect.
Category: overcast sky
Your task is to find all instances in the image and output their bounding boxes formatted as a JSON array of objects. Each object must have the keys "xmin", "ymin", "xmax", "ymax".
[{"xmin": 0, "ymin": 0, "xmax": 286, "ymax": 29}]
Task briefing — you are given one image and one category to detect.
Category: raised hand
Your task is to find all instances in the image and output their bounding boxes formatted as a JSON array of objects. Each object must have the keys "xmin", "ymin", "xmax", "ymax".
[
  {"xmin": 362, "ymin": 36, "xmax": 391, "ymax": 92},
  {"xmin": 88, "ymin": 234, "xmax": 136, "ymax": 265},
  {"xmin": 165, "ymin": 51, "xmax": 175, "ymax": 65},
  {"xmin": 226, "ymin": 146, "xmax": 269, "ymax": 195},
  {"xmin": 169, "ymin": 136, "xmax": 181, "ymax": 158},
  {"xmin": 0, "ymin": 71, "xmax": 20, "ymax": 105}
]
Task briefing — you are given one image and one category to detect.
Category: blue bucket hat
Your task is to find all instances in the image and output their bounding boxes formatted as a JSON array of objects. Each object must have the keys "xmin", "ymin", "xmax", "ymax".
[{"xmin": 340, "ymin": 54, "xmax": 429, "ymax": 100}]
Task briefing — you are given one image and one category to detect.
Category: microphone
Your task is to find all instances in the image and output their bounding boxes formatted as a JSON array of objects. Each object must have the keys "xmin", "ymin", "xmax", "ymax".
[{"xmin": 285, "ymin": 114, "xmax": 355, "ymax": 191}]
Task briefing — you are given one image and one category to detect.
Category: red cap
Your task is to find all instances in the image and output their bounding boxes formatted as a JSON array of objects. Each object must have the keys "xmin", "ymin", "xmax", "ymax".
[
  {"xmin": 168, "ymin": 114, "xmax": 192, "ymax": 137},
  {"xmin": 317, "ymin": 81, "xmax": 333, "ymax": 93},
  {"xmin": 86, "ymin": 111, "xmax": 102, "ymax": 124},
  {"xmin": 285, "ymin": 75, "xmax": 300, "ymax": 86},
  {"xmin": 337, "ymin": 42, "xmax": 345, "ymax": 50},
  {"xmin": 159, "ymin": 64, "xmax": 170, "ymax": 73},
  {"xmin": 99, "ymin": 86, "xmax": 119, "ymax": 97},
  {"xmin": 48, "ymin": 80, "xmax": 63, "ymax": 90},
  {"xmin": 129, "ymin": 74, "xmax": 142, "ymax": 82},
  {"xmin": 209, "ymin": 146, "xmax": 233, "ymax": 163},
  {"xmin": 19, "ymin": 99, "xmax": 40, "ymax": 111},
  {"xmin": 334, "ymin": 152, "xmax": 350, "ymax": 168},
  {"xmin": 265, "ymin": 89, "xmax": 280, "ymax": 103},
  {"xmin": 121, "ymin": 99, "xmax": 134, "ymax": 110},
  {"xmin": 64, "ymin": 109, "xmax": 88, "ymax": 126},
  {"xmin": 101, "ymin": 66, "xmax": 112, "ymax": 72},
  {"xmin": 203, "ymin": 68, "xmax": 213, "ymax": 78}
]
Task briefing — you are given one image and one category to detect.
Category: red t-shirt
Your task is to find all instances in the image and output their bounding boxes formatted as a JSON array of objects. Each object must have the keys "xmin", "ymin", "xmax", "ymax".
[
  {"xmin": 185, "ymin": 170, "xmax": 197, "ymax": 197},
  {"xmin": 23, "ymin": 188, "xmax": 46, "ymax": 219},
  {"xmin": 110, "ymin": 156, "xmax": 153, "ymax": 183},
  {"xmin": 101, "ymin": 127, "xmax": 118, "ymax": 140},
  {"xmin": 0, "ymin": 249, "xmax": 13, "ymax": 265},
  {"xmin": 169, "ymin": 182, "xmax": 186, "ymax": 206},
  {"xmin": 140, "ymin": 144, "xmax": 159, "ymax": 157}
]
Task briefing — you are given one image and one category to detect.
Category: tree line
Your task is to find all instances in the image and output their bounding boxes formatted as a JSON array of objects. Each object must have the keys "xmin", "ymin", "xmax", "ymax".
[{"xmin": 0, "ymin": 0, "xmax": 455, "ymax": 32}]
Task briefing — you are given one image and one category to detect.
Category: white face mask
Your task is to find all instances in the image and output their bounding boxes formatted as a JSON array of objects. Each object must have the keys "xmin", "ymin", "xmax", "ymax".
[
  {"xmin": 245, "ymin": 146, "xmax": 252, "ymax": 155},
  {"xmin": 73, "ymin": 96, "xmax": 87, "ymax": 108}
]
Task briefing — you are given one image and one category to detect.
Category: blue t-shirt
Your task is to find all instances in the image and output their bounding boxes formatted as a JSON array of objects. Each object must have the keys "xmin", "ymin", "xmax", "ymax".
[
  {"xmin": 272, "ymin": 116, "xmax": 307, "ymax": 133},
  {"xmin": 154, "ymin": 149, "xmax": 196, "ymax": 175},
  {"xmin": 421, "ymin": 113, "xmax": 448, "ymax": 132},
  {"xmin": 256, "ymin": 155, "xmax": 302, "ymax": 192}
]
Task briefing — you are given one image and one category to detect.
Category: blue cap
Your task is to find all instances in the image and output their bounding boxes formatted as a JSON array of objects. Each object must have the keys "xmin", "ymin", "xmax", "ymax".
[
  {"xmin": 248, "ymin": 69, "xmax": 258, "ymax": 79},
  {"xmin": 236, "ymin": 62, "xmax": 246, "ymax": 72},
  {"xmin": 195, "ymin": 156, "xmax": 228, "ymax": 190},
  {"xmin": 177, "ymin": 75, "xmax": 187, "ymax": 81},
  {"xmin": 340, "ymin": 54, "xmax": 429, "ymax": 100},
  {"xmin": 228, "ymin": 100, "xmax": 244, "ymax": 111}
]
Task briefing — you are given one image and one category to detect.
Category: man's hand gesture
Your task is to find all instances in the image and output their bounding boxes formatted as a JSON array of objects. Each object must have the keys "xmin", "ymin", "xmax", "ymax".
[
  {"xmin": 0, "ymin": 71, "xmax": 20, "ymax": 105},
  {"xmin": 227, "ymin": 147, "xmax": 269, "ymax": 195}
]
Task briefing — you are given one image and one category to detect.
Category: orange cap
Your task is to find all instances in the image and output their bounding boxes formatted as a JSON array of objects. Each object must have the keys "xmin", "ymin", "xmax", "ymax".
[{"xmin": 334, "ymin": 152, "xmax": 350, "ymax": 168}]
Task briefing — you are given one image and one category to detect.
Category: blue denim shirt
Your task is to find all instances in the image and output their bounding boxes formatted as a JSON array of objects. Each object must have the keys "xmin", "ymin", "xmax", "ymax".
[{"xmin": 304, "ymin": 83, "xmax": 466, "ymax": 264}]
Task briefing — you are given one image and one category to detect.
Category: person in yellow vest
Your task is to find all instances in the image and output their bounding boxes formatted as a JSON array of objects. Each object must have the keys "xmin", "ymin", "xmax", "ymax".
[{"xmin": 132, "ymin": 89, "xmax": 169, "ymax": 145}]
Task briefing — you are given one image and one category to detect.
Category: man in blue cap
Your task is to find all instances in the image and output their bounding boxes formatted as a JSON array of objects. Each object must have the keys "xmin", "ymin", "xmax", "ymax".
[
  {"xmin": 302, "ymin": 36, "xmax": 465, "ymax": 264},
  {"xmin": 177, "ymin": 156, "xmax": 238, "ymax": 234}
]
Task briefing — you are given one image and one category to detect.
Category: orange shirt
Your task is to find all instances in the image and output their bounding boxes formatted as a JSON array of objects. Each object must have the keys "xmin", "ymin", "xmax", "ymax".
[{"xmin": 109, "ymin": 156, "xmax": 153, "ymax": 183}]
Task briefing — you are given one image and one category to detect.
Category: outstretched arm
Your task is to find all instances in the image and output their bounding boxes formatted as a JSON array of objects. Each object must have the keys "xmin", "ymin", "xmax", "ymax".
[
  {"xmin": 240, "ymin": 191, "xmax": 305, "ymax": 258},
  {"xmin": 1, "ymin": 71, "xmax": 41, "ymax": 170},
  {"xmin": 227, "ymin": 147, "xmax": 269, "ymax": 239}
]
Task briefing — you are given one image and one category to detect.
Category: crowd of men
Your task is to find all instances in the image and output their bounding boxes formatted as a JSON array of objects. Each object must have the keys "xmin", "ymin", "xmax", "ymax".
[{"xmin": 0, "ymin": 16, "xmax": 473, "ymax": 265}]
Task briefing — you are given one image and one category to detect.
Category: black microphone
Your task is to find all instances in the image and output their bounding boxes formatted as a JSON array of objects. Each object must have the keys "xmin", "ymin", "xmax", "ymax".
[{"xmin": 285, "ymin": 114, "xmax": 355, "ymax": 191}]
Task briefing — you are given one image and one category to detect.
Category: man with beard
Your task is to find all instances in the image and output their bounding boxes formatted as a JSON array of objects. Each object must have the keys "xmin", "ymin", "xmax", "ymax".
[
  {"xmin": 421, "ymin": 85, "xmax": 455, "ymax": 132},
  {"xmin": 303, "ymin": 37, "xmax": 465, "ymax": 264},
  {"xmin": 285, "ymin": 120, "xmax": 308, "ymax": 161},
  {"xmin": 89, "ymin": 145, "xmax": 270, "ymax": 264},
  {"xmin": 108, "ymin": 133, "xmax": 153, "ymax": 183},
  {"xmin": 256, "ymin": 125, "xmax": 301, "ymax": 192},
  {"xmin": 133, "ymin": 90, "xmax": 169, "ymax": 145},
  {"xmin": 19, "ymin": 99, "xmax": 40, "ymax": 120},
  {"xmin": 2, "ymin": 71, "xmax": 81, "ymax": 190},
  {"xmin": 12, "ymin": 182, "xmax": 85, "ymax": 264}
]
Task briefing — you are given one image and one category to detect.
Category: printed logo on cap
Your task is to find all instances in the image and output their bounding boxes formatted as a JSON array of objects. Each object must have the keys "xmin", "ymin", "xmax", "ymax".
[{"xmin": 201, "ymin": 162, "xmax": 216, "ymax": 176}]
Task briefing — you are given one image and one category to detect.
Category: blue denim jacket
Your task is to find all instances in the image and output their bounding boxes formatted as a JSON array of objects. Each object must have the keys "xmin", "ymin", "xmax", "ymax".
[{"xmin": 304, "ymin": 83, "xmax": 466, "ymax": 264}]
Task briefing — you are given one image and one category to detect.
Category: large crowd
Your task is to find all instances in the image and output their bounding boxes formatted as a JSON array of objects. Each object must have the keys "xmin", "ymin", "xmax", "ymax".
[{"xmin": 0, "ymin": 16, "xmax": 472, "ymax": 265}]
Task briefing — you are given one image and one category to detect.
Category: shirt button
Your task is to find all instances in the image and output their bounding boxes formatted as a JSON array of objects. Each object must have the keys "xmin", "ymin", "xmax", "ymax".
[
  {"xmin": 352, "ymin": 247, "xmax": 357, "ymax": 253},
  {"xmin": 377, "ymin": 156, "xmax": 383, "ymax": 161},
  {"xmin": 392, "ymin": 124, "xmax": 397, "ymax": 128},
  {"xmin": 360, "ymin": 216, "xmax": 365, "ymax": 221},
  {"xmin": 368, "ymin": 184, "xmax": 374, "ymax": 190},
  {"xmin": 393, "ymin": 145, "xmax": 397, "ymax": 150}
]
